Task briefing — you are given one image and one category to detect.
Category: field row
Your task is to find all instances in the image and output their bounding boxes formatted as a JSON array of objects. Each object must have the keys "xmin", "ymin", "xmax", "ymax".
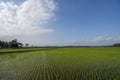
[{"xmin": 0, "ymin": 47, "xmax": 120, "ymax": 80}]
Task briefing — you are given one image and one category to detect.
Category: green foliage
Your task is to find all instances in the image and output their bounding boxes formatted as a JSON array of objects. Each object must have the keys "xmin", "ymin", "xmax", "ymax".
[
  {"xmin": 113, "ymin": 43, "xmax": 120, "ymax": 47},
  {"xmin": 0, "ymin": 39, "xmax": 23, "ymax": 48},
  {"xmin": 0, "ymin": 40, "xmax": 9, "ymax": 48},
  {"xmin": 25, "ymin": 43, "xmax": 29, "ymax": 47},
  {"xmin": 0, "ymin": 47, "xmax": 120, "ymax": 80}
]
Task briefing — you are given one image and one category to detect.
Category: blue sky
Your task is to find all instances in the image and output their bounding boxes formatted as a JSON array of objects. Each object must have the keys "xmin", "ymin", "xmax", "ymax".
[
  {"xmin": 53, "ymin": 0, "xmax": 120, "ymax": 37},
  {"xmin": 0, "ymin": 0, "xmax": 120, "ymax": 46}
]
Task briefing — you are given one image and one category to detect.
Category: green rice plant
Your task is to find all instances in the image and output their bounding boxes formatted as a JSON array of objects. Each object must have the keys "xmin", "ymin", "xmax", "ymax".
[{"xmin": 0, "ymin": 47, "xmax": 120, "ymax": 80}]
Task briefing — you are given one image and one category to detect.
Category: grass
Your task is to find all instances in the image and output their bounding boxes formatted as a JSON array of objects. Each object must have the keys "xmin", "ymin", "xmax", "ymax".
[
  {"xmin": 0, "ymin": 47, "xmax": 120, "ymax": 80},
  {"xmin": 0, "ymin": 48, "xmax": 51, "ymax": 53}
]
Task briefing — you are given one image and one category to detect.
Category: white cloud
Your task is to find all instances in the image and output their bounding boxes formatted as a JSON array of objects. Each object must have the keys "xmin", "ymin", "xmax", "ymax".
[
  {"xmin": 52, "ymin": 36, "xmax": 120, "ymax": 46},
  {"xmin": 83, "ymin": 36, "xmax": 120, "ymax": 46},
  {"xmin": 90, "ymin": 36, "xmax": 120, "ymax": 43},
  {"xmin": 0, "ymin": 0, "xmax": 56, "ymax": 37}
]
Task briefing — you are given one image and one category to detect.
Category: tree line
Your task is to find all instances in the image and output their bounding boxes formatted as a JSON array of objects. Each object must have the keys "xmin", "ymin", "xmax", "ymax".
[
  {"xmin": 0, "ymin": 39, "xmax": 29, "ymax": 48},
  {"xmin": 113, "ymin": 43, "xmax": 120, "ymax": 47},
  {"xmin": 0, "ymin": 39, "xmax": 120, "ymax": 48}
]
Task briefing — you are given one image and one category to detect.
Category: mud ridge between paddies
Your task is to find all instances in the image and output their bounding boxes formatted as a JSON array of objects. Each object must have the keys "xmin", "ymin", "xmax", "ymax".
[{"xmin": 0, "ymin": 48, "xmax": 53, "ymax": 54}]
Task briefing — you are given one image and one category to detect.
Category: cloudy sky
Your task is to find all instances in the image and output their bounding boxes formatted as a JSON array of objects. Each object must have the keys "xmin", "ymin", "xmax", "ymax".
[{"xmin": 0, "ymin": 0, "xmax": 120, "ymax": 46}]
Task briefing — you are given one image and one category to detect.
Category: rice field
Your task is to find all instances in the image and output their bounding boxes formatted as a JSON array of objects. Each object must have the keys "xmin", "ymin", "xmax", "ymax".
[{"xmin": 0, "ymin": 47, "xmax": 120, "ymax": 80}]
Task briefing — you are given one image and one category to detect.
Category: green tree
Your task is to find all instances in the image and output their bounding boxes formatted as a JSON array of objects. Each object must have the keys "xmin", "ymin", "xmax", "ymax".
[
  {"xmin": 0, "ymin": 39, "xmax": 23, "ymax": 48},
  {"xmin": 17, "ymin": 43, "xmax": 23, "ymax": 48},
  {"xmin": 0, "ymin": 40, "xmax": 9, "ymax": 48},
  {"xmin": 9, "ymin": 39, "xmax": 22, "ymax": 48},
  {"xmin": 113, "ymin": 43, "xmax": 120, "ymax": 47},
  {"xmin": 25, "ymin": 43, "xmax": 29, "ymax": 47}
]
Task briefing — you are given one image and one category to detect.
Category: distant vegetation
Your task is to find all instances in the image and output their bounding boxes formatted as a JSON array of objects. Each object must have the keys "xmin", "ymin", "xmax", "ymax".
[
  {"xmin": 0, "ymin": 39, "xmax": 23, "ymax": 48},
  {"xmin": 0, "ymin": 39, "xmax": 120, "ymax": 49},
  {"xmin": 113, "ymin": 43, "xmax": 120, "ymax": 47}
]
